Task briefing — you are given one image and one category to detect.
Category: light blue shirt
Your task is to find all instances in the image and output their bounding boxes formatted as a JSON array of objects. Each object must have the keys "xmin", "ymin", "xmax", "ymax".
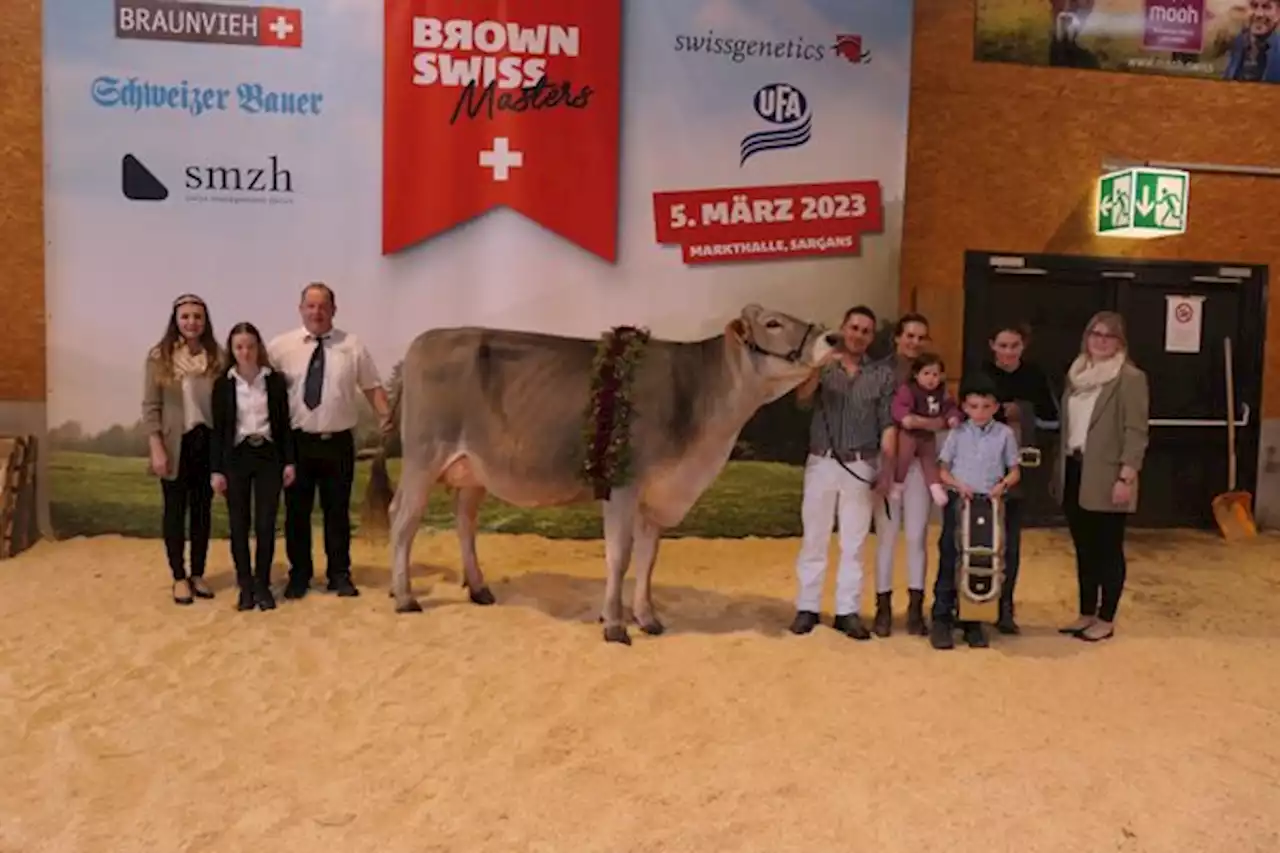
[{"xmin": 938, "ymin": 419, "xmax": 1019, "ymax": 494}]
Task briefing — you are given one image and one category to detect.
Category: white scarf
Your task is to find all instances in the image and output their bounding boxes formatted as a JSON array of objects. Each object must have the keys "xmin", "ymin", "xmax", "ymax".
[
  {"xmin": 171, "ymin": 344, "xmax": 209, "ymax": 381},
  {"xmin": 1067, "ymin": 352, "xmax": 1124, "ymax": 395}
]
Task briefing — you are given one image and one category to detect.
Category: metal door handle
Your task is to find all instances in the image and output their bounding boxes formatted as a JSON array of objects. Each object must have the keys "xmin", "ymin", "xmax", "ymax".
[
  {"xmin": 1035, "ymin": 403, "xmax": 1251, "ymax": 430},
  {"xmin": 1149, "ymin": 403, "xmax": 1250, "ymax": 428}
]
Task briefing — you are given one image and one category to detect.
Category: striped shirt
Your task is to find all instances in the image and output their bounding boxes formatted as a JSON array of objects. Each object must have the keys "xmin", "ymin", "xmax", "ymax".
[
  {"xmin": 800, "ymin": 356, "xmax": 896, "ymax": 454},
  {"xmin": 938, "ymin": 419, "xmax": 1020, "ymax": 493}
]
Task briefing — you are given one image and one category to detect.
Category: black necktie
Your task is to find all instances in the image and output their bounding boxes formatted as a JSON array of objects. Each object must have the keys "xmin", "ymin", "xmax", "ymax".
[{"xmin": 303, "ymin": 336, "xmax": 326, "ymax": 410}]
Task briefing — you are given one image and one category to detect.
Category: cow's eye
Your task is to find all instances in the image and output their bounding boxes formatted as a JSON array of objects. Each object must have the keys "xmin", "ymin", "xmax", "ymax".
[{"xmin": 765, "ymin": 319, "xmax": 782, "ymax": 329}]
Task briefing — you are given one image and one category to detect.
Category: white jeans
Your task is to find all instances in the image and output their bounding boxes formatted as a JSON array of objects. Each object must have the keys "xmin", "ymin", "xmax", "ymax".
[
  {"xmin": 795, "ymin": 454, "xmax": 877, "ymax": 616},
  {"xmin": 874, "ymin": 459, "xmax": 930, "ymax": 593}
]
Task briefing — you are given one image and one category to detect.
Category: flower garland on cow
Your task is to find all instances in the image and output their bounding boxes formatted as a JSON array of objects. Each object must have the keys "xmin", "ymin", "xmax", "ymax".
[{"xmin": 581, "ymin": 325, "xmax": 652, "ymax": 500}]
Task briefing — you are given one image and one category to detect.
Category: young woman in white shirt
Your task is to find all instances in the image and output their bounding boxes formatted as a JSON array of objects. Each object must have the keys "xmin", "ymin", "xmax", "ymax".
[{"xmin": 210, "ymin": 322, "xmax": 297, "ymax": 611}]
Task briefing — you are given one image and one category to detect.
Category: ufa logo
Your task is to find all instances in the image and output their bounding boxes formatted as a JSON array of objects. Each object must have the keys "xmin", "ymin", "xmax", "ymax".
[
  {"xmin": 382, "ymin": 0, "xmax": 623, "ymax": 262},
  {"xmin": 740, "ymin": 83, "xmax": 811, "ymax": 167}
]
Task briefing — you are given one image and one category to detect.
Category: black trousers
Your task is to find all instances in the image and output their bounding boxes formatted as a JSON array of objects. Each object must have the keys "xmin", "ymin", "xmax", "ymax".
[
  {"xmin": 284, "ymin": 429, "xmax": 355, "ymax": 584},
  {"xmin": 1063, "ymin": 455, "xmax": 1129, "ymax": 622},
  {"xmin": 160, "ymin": 425, "xmax": 212, "ymax": 581},
  {"xmin": 224, "ymin": 440, "xmax": 284, "ymax": 589}
]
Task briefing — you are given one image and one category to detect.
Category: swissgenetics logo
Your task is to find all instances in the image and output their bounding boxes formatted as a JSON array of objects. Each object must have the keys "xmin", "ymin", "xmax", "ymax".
[
  {"xmin": 121, "ymin": 153, "xmax": 297, "ymax": 206},
  {"xmin": 672, "ymin": 30, "xmax": 871, "ymax": 65},
  {"xmin": 91, "ymin": 75, "xmax": 324, "ymax": 118},
  {"xmin": 114, "ymin": 0, "xmax": 303, "ymax": 48},
  {"xmin": 740, "ymin": 83, "xmax": 811, "ymax": 166}
]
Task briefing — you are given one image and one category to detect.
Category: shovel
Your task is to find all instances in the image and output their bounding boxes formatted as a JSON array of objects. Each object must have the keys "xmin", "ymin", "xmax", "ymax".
[{"xmin": 1211, "ymin": 336, "xmax": 1257, "ymax": 540}]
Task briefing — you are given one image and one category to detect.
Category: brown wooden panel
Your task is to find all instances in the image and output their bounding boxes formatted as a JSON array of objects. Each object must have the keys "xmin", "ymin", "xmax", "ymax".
[
  {"xmin": 903, "ymin": 0, "xmax": 1280, "ymax": 415},
  {"xmin": 0, "ymin": 0, "xmax": 46, "ymax": 401}
]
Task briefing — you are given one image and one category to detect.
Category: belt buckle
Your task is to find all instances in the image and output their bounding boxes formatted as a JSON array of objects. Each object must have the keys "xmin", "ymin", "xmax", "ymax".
[{"xmin": 319, "ymin": 432, "xmax": 333, "ymax": 441}]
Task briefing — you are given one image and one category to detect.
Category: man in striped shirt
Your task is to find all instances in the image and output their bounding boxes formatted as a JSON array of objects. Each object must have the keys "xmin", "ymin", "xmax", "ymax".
[{"xmin": 791, "ymin": 305, "xmax": 897, "ymax": 639}]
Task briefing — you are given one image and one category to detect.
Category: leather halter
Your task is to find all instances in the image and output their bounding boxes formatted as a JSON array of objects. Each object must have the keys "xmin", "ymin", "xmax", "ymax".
[{"xmin": 743, "ymin": 322, "xmax": 815, "ymax": 364}]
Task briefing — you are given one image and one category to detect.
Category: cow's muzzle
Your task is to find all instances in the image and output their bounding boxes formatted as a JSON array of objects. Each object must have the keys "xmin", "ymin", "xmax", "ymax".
[{"xmin": 746, "ymin": 324, "xmax": 832, "ymax": 364}]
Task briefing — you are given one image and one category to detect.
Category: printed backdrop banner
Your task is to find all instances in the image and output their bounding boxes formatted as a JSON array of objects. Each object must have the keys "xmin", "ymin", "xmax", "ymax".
[
  {"xmin": 43, "ymin": 0, "xmax": 914, "ymax": 540},
  {"xmin": 975, "ymin": 0, "xmax": 1280, "ymax": 83}
]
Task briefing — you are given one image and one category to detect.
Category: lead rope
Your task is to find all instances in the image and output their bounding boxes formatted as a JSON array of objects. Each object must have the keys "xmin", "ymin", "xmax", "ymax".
[{"xmin": 817, "ymin": 394, "xmax": 892, "ymax": 519}]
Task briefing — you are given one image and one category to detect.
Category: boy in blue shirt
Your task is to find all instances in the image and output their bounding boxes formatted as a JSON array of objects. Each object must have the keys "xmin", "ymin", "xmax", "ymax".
[{"xmin": 930, "ymin": 377, "xmax": 1022, "ymax": 650}]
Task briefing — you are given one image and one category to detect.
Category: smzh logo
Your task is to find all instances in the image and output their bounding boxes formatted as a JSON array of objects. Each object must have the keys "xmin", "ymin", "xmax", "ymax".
[
  {"xmin": 739, "ymin": 83, "xmax": 811, "ymax": 167},
  {"xmin": 832, "ymin": 33, "xmax": 870, "ymax": 64}
]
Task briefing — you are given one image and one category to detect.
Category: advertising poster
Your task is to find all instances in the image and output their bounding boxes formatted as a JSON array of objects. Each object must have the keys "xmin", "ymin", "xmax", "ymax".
[
  {"xmin": 975, "ymin": 0, "xmax": 1280, "ymax": 83},
  {"xmin": 44, "ymin": 0, "xmax": 913, "ymax": 539}
]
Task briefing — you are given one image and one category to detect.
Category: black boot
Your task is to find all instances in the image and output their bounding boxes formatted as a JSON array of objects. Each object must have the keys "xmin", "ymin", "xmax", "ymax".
[
  {"xmin": 789, "ymin": 610, "xmax": 820, "ymax": 635},
  {"xmin": 236, "ymin": 586, "xmax": 256, "ymax": 611},
  {"xmin": 996, "ymin": 598, "xmax": 1020, "ymax": 635},
  {"xmin": 873, "ymin": 592, "xmax": 892, "ymax": 637},
  {"xmin": 832, "ymin": 613, "xmax": 872, "ymax": 640},
  {"xmin": 929, "ymin": 619, "xmax": 954, "ymax": 650},
  {"xmin": 906, "ymin": 589, "xmax": 929, "ymax": 636}
]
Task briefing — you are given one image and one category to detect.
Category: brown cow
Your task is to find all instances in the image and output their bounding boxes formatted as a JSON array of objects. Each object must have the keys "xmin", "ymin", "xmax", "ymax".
[{"xmin": 362, "ymin": 304, "xmax": 837, "ymax": 644}]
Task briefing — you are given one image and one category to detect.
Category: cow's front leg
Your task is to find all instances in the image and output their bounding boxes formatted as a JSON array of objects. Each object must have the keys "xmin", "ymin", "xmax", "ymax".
[
  {"xmin": 455, "ymin": 486, "xmax": 495, "ymax": 605},
  {"xmin": 630, "ymin": 515, "xmax": 664, "ymax": 635},
  {"xmin": 600, "ymin": 489, "xmax": 637, "ymax": 645}
]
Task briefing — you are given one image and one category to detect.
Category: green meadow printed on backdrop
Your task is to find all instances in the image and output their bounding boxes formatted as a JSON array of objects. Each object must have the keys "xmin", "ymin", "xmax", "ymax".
[
  {"xmin": 975, "ymin": 0, "xmax": 1280, "ymax": 83},
  {"xmin": 44, "ymin": 0, "xmax": 915, "ymax": 542}
]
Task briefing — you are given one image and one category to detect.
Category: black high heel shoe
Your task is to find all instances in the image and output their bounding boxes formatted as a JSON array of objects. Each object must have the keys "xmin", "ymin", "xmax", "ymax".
[
  {"xmin": 173, "ymin": 580, "xmax": 194, "ymax": 606},
  {"xmin": 255, "ymin": 585, "xmax": 277, "ymax": 611},
  {"xmin": 189, "ymin": 577, "xmax": 215, "ymax": 600}
]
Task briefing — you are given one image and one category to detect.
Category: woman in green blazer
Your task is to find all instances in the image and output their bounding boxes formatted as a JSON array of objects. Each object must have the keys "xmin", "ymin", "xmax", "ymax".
[
  {"xmin": 141, "ymin": 294, "xmax": 223, "ymax": 605},
  {"xmin": 1053, "ymin": 311, "xmax": 1149, "ymax": 642}
]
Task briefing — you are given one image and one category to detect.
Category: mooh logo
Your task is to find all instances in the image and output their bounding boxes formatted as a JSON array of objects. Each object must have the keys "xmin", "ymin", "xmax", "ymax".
[
  {"xmin": 739, "ymin": 83, "xmax": 811, "ymax": 167},
  {"xmin": 122, "ymin": 153, "xmax": 297, "ymax": 205}
]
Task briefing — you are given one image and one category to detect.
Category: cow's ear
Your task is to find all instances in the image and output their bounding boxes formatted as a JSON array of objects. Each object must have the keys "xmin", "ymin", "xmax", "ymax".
[
  {"xmin": 725, "ymin": 318, "xmax": 748, "ymax": 345},
  {"xmin": 741, "ymin": 303, "xmax": 764, "ymax": 321}
]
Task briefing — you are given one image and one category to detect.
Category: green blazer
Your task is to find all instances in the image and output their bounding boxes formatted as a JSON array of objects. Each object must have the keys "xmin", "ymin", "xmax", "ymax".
[
  {"xmin": 141, "ymin": 348, "xmax": 220, "ymax": 481},
  {"xmin": 1053, "ymin": 361, "xmax": 1150, "ymax": 514}
]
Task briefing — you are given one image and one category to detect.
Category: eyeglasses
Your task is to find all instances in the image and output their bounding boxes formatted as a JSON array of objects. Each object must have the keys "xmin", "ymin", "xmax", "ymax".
[{"xmin": 1088, "ymin": 330, "xmax": 1119, "ymax": 340}]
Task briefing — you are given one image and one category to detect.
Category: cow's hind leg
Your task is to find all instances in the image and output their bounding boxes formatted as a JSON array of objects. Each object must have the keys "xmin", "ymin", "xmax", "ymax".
[
  {"xmin": 390, "ymin": 456, "xmax": 436, "ymax": 613},
  {"xmin": 631, "ymin": 515, "xmax": 664, "ymax": 635},
  {"xmin": 600, "ymin": 489, "xmax": 638, "ymax": 645},
  {"xmin": 455, "ymin": 486, "xmax": 494, "ymax": 605}
]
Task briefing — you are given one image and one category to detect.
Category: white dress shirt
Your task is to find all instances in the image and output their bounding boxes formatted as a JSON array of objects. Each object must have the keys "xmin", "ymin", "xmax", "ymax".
[
  {"xmin": 266, "ymin": 326, "xmax": 383, "ymax": 433},
  {"xmin": 231, "ymin": 366, "xmax": 272, "ymax": 445},
  {"xmin": 1066, "ymin": 386, "xmax": 1101, "ymax": 453},
  {"xmin": 181, "ymin": 377, "xmax": 212, "ymax": 432}
]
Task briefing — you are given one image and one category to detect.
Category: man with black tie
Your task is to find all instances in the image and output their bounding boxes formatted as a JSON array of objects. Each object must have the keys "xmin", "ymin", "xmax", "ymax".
[{"xmin": 268, "ymin": 282, "xmax": 393, "ymax": 599}]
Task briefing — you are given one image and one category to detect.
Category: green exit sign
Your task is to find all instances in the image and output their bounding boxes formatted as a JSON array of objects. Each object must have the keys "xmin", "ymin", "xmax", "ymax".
[{"xmin": 1095, "ymin": 167, "xmax": 1189, "ymax": 239}]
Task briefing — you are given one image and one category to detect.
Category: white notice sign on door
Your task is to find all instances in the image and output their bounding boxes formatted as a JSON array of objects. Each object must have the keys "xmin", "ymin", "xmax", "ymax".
[{"xmin": 1164, "ymin": 294, "xmax": 1205, "ymax": 354}]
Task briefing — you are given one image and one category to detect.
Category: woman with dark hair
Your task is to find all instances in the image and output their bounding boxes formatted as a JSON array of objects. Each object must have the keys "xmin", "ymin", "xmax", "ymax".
[
  {"xmin": 210, "ymin": 322, "xmax": 296, "ymax": 611},
  {"xmin": 1053, "ymin": 311, "xmax": 1149, "ymax": 643},
  {"xmin": 872, "ymin": 312, "xmax": 937, "ymax": 637},
  {"xmin": 141, "ymin": 294, "xmax": 222, "ymax": 605},
  {"xmin": 978, "ymin": 322, "xmax": 1058, "ymax": 634}
]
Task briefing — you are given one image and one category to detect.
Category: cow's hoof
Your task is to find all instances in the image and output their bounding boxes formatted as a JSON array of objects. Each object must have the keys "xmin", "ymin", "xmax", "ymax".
[
  {"xmin": 394, "ymin": 597, "xmax": 423, "ymax": 613},
  {"xmin": 638, "ymin": 618, "xmax": 665, "ymax": 636},
  {"xmin": 602, "ymin": 625, "xmax": 632, "ymax": 645},
  {"xmin": 468, "ymin": 586, "xmax": 496, "ymax": 606}
]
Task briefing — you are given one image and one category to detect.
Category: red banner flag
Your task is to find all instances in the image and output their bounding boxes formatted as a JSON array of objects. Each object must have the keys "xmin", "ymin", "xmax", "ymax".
[{"xmin": 382, "ymin": 0, "xmax": 622, "ymax": 261}]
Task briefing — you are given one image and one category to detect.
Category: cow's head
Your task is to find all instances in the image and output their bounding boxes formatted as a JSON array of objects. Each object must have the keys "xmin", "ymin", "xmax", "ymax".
[{"xmin": 725, "ymin": 304, "xmax": 837, "ymax": 401}]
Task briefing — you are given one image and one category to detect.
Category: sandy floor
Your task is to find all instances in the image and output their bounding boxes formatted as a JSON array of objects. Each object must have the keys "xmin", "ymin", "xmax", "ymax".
[{"xmin": 1, "ymin": 527, "xmax": 1278, "ymax": 853}]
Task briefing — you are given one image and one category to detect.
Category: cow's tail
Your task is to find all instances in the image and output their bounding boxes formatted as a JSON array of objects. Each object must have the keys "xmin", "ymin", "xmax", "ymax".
[{"xmin": 359, "ymin": 375, "xmax": 403, "ymax": 542}]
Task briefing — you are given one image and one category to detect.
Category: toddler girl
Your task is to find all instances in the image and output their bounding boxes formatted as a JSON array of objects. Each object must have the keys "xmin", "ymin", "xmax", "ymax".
[{"xmin": 888, "ymin": 354, "xmax": 961, "ymax": 506}]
